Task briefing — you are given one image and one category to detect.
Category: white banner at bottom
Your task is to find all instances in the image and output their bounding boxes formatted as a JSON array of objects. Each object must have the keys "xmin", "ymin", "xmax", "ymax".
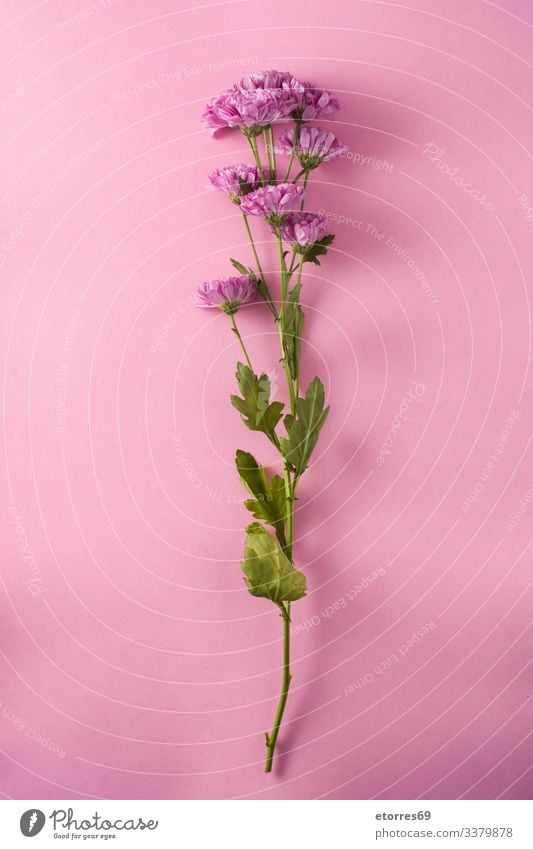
[{"xmin": 1, "ymin": 799, "xmax": 531, "ymax": 848}]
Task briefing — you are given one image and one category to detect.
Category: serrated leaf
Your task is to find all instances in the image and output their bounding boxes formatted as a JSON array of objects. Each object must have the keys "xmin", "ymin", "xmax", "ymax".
[
  {"xmin": 280, "ymin": 377, "xmax": 329, "ymax": 476},
  {"xmin": 236, "ymin": 450, "xmax": 288, "ymax": 547},
  {"xmin": 242, "ymin": 524, "xmax": 306, "ymax": 604},
  {"xmin": 230, "ymin": 363, "xmax": 284, "ymax": 444},
  {"xmin": 300, "ymin": 233, "xmax": 335, "ymax": 266}
]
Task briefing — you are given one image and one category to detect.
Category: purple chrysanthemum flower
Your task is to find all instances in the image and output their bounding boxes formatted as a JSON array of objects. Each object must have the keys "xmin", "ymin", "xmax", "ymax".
[
  {"xmin": 208, "ymin": 164, "xmax": 261, "ymax": 203},
  {"xmin": 202, "ymin": 86, "xmax": 296, "ymax": 135},
  {"xmin": 195, "ymin": 275, "xmax": 257, "ymax": 315},
  {"xmin": 295, "ymin": 82, "xmax": 340, "ymax": 121},
  {"xmin": 240, "ymin": 182, "xmax": 306, "ymax": 225},
  {"xmin": 201, "ymin": 71, "xmax": 340, "ymax": 136},
  {"xmin": 201, "ymin": 90, "xmax": 232, "ymax": 135},
  {"xmin": 277, "ymin": 127, "xmax": 346, "ymax": 170},
  {"xmin": 238, "ymin": 69, "xmax": 303, "ymax": 96},
  {"xmin": 237, "ymin": 72, "xmax": 339, "ymax": 123},
  {"xmin": 281, "ymin": 212, "xmax": 330, "ymax": 246}
]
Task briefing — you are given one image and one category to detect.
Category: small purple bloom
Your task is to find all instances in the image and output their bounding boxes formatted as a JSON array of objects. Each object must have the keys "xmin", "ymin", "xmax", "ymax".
[
  {"xmin": 240, "ymin": 182, "xmax": 306, "ymax": 225},
  {"xmin": 296, "ymin": 82, "xmax": 340, "ymax": 121},
  {"xmin": 195, "ymin": 275, "xmax": 257, "ymax": 314},
  {"xmin": 208, "ymin": 164, "xmax": 261, "ymax": 203},
  {"xmin": 281, "ymin": 212, "xmax": 330, "ymax": 246},
  {"xmin": 277, "ymin": 126, "xmax": 346, "ymax": 170}
]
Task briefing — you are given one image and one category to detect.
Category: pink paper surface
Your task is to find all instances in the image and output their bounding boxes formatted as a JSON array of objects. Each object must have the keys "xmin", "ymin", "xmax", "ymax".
[{"xmin": 1, "ymin": 0, "xmax": 532, "ymax": 800}]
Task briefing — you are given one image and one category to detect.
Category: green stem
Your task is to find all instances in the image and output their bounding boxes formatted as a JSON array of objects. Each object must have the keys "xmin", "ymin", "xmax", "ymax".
[
  {"xmin": 248, "ymin": 134, "xmax": 267, "ymax": 185},
  {"xmin": 285, "ymin": 472, "xmax": 295, "ymax": 559},
  {"xmin": 264, "ymin": 220, "xmax": 304, "ymax": 773},
  {"xmin": 292, "ymin": 168, "xmax": 307, "ymax": 183},
  {"xmin": 300, "ymin": 171, "xmax": 309, "ymax": 211},
  {"xmin": 269, "ymin": 126, "xmax": 277, "ymax": 182},
  {"xmin": 276, "ymin": 230, "xmax": 297, "ymax": 412},
  {"xmin": 287, "ymin": 249, "xmax": 298, "ymax": 277},
  {"xmin": 283, "ymin": 120, "xmax": 301, "ymax": 181},
  {"xmin": 264, "ymin": 603, "xmax": 291, "ymax": 773},
  {"xmin": 263, "ymin": 130, "xmax": 272, "ymax": 181},
  {"xmin": 229, "ymin": 313, "xmax": 253, "ymax": 371},
  {"xmin": 242, "ymin": 214, "xmax": 277, "ymax": 318},
  {"xmin": 295, "ymin": 255, "xmax": 304, "ymax": 399},
  {"xmin": 242, "ymin": 213, "xmax": 265, "ymax": 278}
]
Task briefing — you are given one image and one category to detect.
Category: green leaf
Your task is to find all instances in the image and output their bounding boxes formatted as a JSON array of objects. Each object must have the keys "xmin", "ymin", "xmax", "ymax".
[
  {"xmin": 230, "ymin": 363, "xmax": 284, "ymax": 444},
  {"xmin": 298, "ymin": 234, "xmax": 335, "ymax": 266},
  {"xmin": 235, "ymin": 450, "xmax": 288, "ymax": 547},
  {"xmin": 242, "ymin": 524, "xmax": 307, "ymax": 604},
  {"xmin": 238, "ymin": 177, "xmax": 256, "ymax": 196},
  {"xmin": 283, "ymin": 284, "xmax": 304, "ymax": 381},
  {"xmin": 230, "ymin": 257, "xmax": 252, "ymax": 276},
  {"xmin": 280, "ymin": 377, "xmax": 329, "ymax": 476}
]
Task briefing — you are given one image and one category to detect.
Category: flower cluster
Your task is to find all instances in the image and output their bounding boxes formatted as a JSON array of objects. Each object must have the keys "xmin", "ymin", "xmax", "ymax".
[
  {"xmin": 195, "ymin": 70, "xmax": 344, "ymax": 773},
  {"xmin": 202, "ymin": 69, "xmax": 339, "ymax": 136}
]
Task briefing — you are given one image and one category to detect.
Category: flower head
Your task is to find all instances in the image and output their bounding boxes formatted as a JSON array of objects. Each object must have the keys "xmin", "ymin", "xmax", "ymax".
[
  {"xmin": 238, "ymin": 69, "xmax": 303, "ymax": 96},
  {"xmin": 240, "ymin": 182, "xmax": 305, "ymax": 225},
  {"xmin": 281, "ymin": 212, "xmax": 330, "ymax": 246},
  {"xmin": 201, "ymin": 87, "xmax": 283, "ymax": 136},
  {"xmin": 202, "ymin": 71, "xmax": 303, "ymax": 137},
  {"xmin": 195, "ymin": 275, "xmax": 257, "ymax": 315},
  {"xmin": 277, "ymin": 127, "xmax": 346, "ymax": 170},
  {"xmin": 236, "ymin": 72, "xmax": 339, "ymax": 123},
  {"xmin": 208, "ymin": 163, "xmax": 261, "ymax": 203},
  {"xmin": 295, "ymin": 82, "xmax": 340, "ymax": 121}
]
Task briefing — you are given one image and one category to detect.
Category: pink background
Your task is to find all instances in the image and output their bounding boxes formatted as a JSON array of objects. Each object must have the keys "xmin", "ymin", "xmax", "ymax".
[{"xmin": 1, "ymin": 0, "xmax": 532, "ymax": 800}]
